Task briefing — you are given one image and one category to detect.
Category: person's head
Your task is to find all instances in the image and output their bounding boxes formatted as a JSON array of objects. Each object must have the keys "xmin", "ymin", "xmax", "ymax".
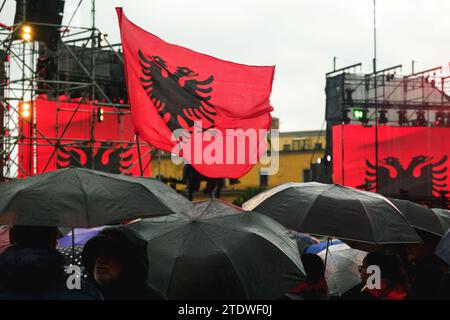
[
  {"xmin": 360, "ymin": 251, "xmax": 409, "ymax": 289},
  {"xmin": 82, "ymin": 227, "xmax": 149, "ymax": 287},
  {"xmin": 93, "ymin": 255, "xmax": 123, "ymax": 286},
  {"xmin": 301, "ymin": 253, "xmax": 326, "ymax": 284},
  {"xmin": 9, "ymin": 225, "xmax": 59, "ymax": 248}
]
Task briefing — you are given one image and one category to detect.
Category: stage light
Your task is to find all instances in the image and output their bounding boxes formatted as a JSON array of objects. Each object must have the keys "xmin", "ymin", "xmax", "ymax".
[
  {"xmin": 342, "ymin": 108, "xmax": 351, "ymax": 124},
  {"xmin": 416, "ymin": 111, "xmax": 426, "ymax": 126},
  {"xmin": 22, "ymin": 25, "xmax": 31, "ymax": 34},
  {"xmin": 22, "ymin": 33, "xmax": 31, "ymax": 41},
  {"xmin": 353, "ymin": 108, "xmax": 364, "ymax": 119},
  {"xmin": 97, "ymin": 107, "xmax": 104, "ymax": 122},
  {"xmin": 435, "ymin": 111, "xmax": 446, "ymax": 127},
  {"xmin": 398, "ymin": 110, "xmax": 408, "ymax": 126},
  {"xmin": 353, "ymin": 108, "xmax": 369, "ymax": 125},
  {"xmin": 20, "ymin": 102, "xmax": 31, "ymax": 119},
  {"xmin": 379, "ymin": 109, "xmax": 388, "ymax": 124}
]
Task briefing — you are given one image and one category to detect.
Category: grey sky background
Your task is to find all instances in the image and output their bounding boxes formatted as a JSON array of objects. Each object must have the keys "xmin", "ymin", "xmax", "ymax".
[{"xmin": 2, "ymin": 0, "xmax": 450, "ymax": 132}]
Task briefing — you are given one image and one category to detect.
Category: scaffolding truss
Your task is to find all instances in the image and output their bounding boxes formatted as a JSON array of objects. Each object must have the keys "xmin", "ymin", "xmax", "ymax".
[{"xmin": 0, "ymin": 0, "xmax": 153, "ymax": 181}]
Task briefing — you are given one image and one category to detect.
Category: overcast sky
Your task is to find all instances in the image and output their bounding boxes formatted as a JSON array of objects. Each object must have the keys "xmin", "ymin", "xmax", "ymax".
[{"xmin": 2, "ymin": 0, "xmax": 450, "ymax": 132}]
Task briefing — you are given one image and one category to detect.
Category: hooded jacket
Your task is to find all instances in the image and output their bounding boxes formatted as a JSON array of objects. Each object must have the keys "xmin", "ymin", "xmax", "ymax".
[
  {"xmin": 0, "ymin": 246, "xmax": 102, "ymax": 300},
  {"xmin": 82, "ymin": 227, "xmax": 167, "ymax": 300}
]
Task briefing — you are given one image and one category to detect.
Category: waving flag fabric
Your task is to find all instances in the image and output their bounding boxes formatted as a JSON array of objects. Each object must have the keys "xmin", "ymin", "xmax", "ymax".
[{"xmin": 116, "ymin": 8, "xmax": 274, "ymax": 178}]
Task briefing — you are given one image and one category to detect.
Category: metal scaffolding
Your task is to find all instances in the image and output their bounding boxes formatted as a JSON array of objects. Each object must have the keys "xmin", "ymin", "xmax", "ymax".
[
  {"xmin": 325, "ymin": 63, "xmax": 450, "ymax": 208},
  {"xmin": 0, "ymin": 0, "xmax": 153, "ymax": 181}
]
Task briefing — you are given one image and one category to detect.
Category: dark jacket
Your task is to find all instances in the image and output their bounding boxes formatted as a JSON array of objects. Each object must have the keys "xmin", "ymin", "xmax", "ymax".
[
  {"xmin": 0, "ymin": 246, "xmax": 102, "ymax": 300},
  {"xmin": 407, "ymin": 255, "xmax": 447, "ymax": 300},
  {"xmin": 82, "ymin": 227, "xmax": 167, "ymax": 300}
]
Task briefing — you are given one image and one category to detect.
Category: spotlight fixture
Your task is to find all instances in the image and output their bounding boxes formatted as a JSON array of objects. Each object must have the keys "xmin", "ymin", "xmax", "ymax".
[
  {"xmin": 97, "ymin": 107, "xmax": 104, "ymax": 122},
  {"xmin": 435, "ymin": 111, "xmax": 446, "ymax": 127},
  {"xmin": 397, "ymin": 110, "xmax": 408, "ymax": 126},
  {"xmin": 379, "ymin": 109, "xmax": 388, "ymax": 124},
  {"xmin": 20, "ymin": 102, "xmax": 31, "ymax": 119},
  {"xmin": 416, "ymin": 111, "xmax": 426, "ymax": 126}
]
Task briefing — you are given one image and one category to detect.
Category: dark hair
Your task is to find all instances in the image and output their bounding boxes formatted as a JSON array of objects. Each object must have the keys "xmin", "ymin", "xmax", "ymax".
[
  {"xmin": 9, "ymin": 225, "xmax": 59, "ymax": 248},
  {"xmin": 301, "ymin": 253, "xmax": 326, "ymax": 284},
  {"xmin": 363, "ymin": 251, "xmax": 410, "ymax": 291}
]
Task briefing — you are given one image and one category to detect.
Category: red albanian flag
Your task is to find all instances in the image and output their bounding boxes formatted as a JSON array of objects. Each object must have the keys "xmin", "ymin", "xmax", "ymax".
[{"xmin": 117, "ymin": 8, "xmax": 274, "ymax": 178}]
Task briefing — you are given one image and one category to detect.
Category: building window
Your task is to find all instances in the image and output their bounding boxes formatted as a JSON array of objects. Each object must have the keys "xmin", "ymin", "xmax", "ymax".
[
  {"xmin": 259, "ymin": 169, "xmax": 269, "ymax": 187},
  {"xmin": 314, "ymin": 142, "xmax": 323, "ymax": 150},
  {"xmin": 303, "ymin": 169, "xmax": 312, "ymax": 182},
  {"xmin": 292, "ymin": 140, "xmax": 302, "ymax": 151},
  {"xmin": 292, "ymin": 139, "xmax": 311, "ymax": 151},
  {"xmin": 283, "ymin": 144, "xmax": 291, "ymax": 151}
]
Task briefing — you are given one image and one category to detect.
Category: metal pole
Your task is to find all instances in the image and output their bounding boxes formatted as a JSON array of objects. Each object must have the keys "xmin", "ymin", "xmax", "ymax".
[
  {"xmin": 135, "ymin": 134, "xmax": 144, "ymax": 176},
  {"xmin": 324, "ymin": 237, "xmax": 331, "ymax": 270},
  {"xmin": 373, "ymin": 0, "xmax": 379, "ymax": 193},
  {"xmin": 71, "ymin": 227, "xmax": 75, "ymax": 265},
  {"xmin": 90, "ymin": 0, "xmax": 96, "ymax": 170}
]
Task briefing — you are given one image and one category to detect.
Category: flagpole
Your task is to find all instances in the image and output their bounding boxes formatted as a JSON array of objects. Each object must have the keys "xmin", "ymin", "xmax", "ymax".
[{"xmin": 135, "ymin": 133, "xmax": 144, "ymax": 176}]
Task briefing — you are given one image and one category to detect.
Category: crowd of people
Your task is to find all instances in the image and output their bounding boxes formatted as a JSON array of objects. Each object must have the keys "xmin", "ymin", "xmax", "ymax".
[
  {"xmin": 286, "ymin": 241, "xmax": 449, "ymax": 300},
  {"xmin": 0, "ymin": 225, "xmax": 166, "ymax": 300},
  {"xmin": 0, "ymin": 225, "xmax": 448, "ymax": 300}
]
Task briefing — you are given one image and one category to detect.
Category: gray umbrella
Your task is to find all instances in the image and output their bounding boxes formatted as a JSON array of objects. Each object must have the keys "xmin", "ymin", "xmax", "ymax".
[
  {"xmin": 125, "ymin": 199, "xmax": 306, "ymax": 300},
  {"xmin": 0, "ymin": 167, "xmax": 192, "ymax": 227},
  {"xmin": 243, "ymin": 182, "xmax": 422, "ymax": 245}
]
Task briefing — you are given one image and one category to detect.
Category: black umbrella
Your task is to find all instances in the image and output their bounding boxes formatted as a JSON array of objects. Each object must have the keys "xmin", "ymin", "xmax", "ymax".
[
  {"xmin": 389, "ymin": 199, "xmax": 449, "ymax": 237},
  {"xmin": 431, "ymin": 208, "xmax": 450, "ymax": 232},
  {"xmin": 125, "ymin": 199, "xmax": 306, "ymax": 300},
  {"xmin": 0, "ymin": 167, "xmax": 192, "ymax": 227},
  {"xmin": 242, "ymin": 182, "xmax": 422, "ymax": 246}
]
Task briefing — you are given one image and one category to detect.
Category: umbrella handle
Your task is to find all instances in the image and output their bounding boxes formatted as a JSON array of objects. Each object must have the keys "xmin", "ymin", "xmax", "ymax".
[
  {"xmin": 324, "ymin": 237, "xmax": 331, "ymax": 269},
  {"xmin": 71, "ymin": 227, "xmax": 75, "ymax": 265}
]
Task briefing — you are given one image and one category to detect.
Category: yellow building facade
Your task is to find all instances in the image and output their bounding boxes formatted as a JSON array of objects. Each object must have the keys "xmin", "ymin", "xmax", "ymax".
[{"xmin": 151, "ymin": 130, "xmax": 326, "ymax": 203}]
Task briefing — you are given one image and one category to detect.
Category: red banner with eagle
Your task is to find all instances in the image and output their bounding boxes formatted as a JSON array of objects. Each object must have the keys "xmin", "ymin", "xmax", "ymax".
[
  {"xmin": 116, "ymin": 8, "xmax": 274, "ymax": 178},
  {"xmin": 18, "ymin": 98, "xmax": 151, "ymax": 177},
  {"xmin": 333, "ymin": 124, "xmax": 449, "ymax": 204}
]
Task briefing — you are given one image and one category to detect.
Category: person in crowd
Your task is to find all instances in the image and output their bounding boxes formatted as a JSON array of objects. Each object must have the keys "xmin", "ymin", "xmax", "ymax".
[
  {"xmin": 82, "ymin": 226, "xmax": 167, "ymax": 300},
  {"xmin": 343, "ymin": 251, "xmax": 409, "ymax": 300},
  {"xmin": 0, "ymin": 225, "xmax": 102, "ymax": 300},
  {"xmin": 405, "ymin": 233, "xmax": 449, "ymax": 300},
  {"xmin": 288, "ymin": 253, "xmax": 329, "ymax": 300}
]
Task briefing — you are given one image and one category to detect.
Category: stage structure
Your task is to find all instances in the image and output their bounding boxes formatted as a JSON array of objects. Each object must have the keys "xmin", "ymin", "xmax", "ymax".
[
  {"xmin": 324, "ymin": 63, "xmax": 450, "ymax": 208},
  {"xmin": 0, "ymin": 0, "xmax": 153, "ymax": 181}
]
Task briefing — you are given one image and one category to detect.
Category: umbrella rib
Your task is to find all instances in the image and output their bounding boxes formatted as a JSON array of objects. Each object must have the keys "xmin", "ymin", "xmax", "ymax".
[
  {"xmin": 72, "ymin": 169, "xmax": 90, "ymax": 227},
  {"xmin": 195, "ymin": 223, "xmax": 250, "ymax": 299},
  {"xmin": 200, "ymin": 216, "xmax": 305, "ymax": 274},
  {"xmin": 165, "ymin": 225, "xmax": 195, "ymax": 294},
  {"xmin": 84, "ymin": 171, "xmax": 177, "ymax": 217}
]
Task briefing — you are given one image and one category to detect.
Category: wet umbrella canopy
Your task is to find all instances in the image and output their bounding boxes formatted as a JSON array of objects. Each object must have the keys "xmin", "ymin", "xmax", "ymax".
[
  {"xmin": 390, "ymin": 199, "xmax": 449, "ymax": 237},
  {"xmin": 0, "ymin": 167, "xmax": 192, "ymax": 227},
  {"xmin": 243, "ymin": 182, "xmax": 422, "ymax": 245},
  {"xmin": 126, "ymin": 199, "xmax": 306, "ymax": 300},
  {"xmin": 316, "ymin": 243, "xmax": 366, "ymax": 297}
]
